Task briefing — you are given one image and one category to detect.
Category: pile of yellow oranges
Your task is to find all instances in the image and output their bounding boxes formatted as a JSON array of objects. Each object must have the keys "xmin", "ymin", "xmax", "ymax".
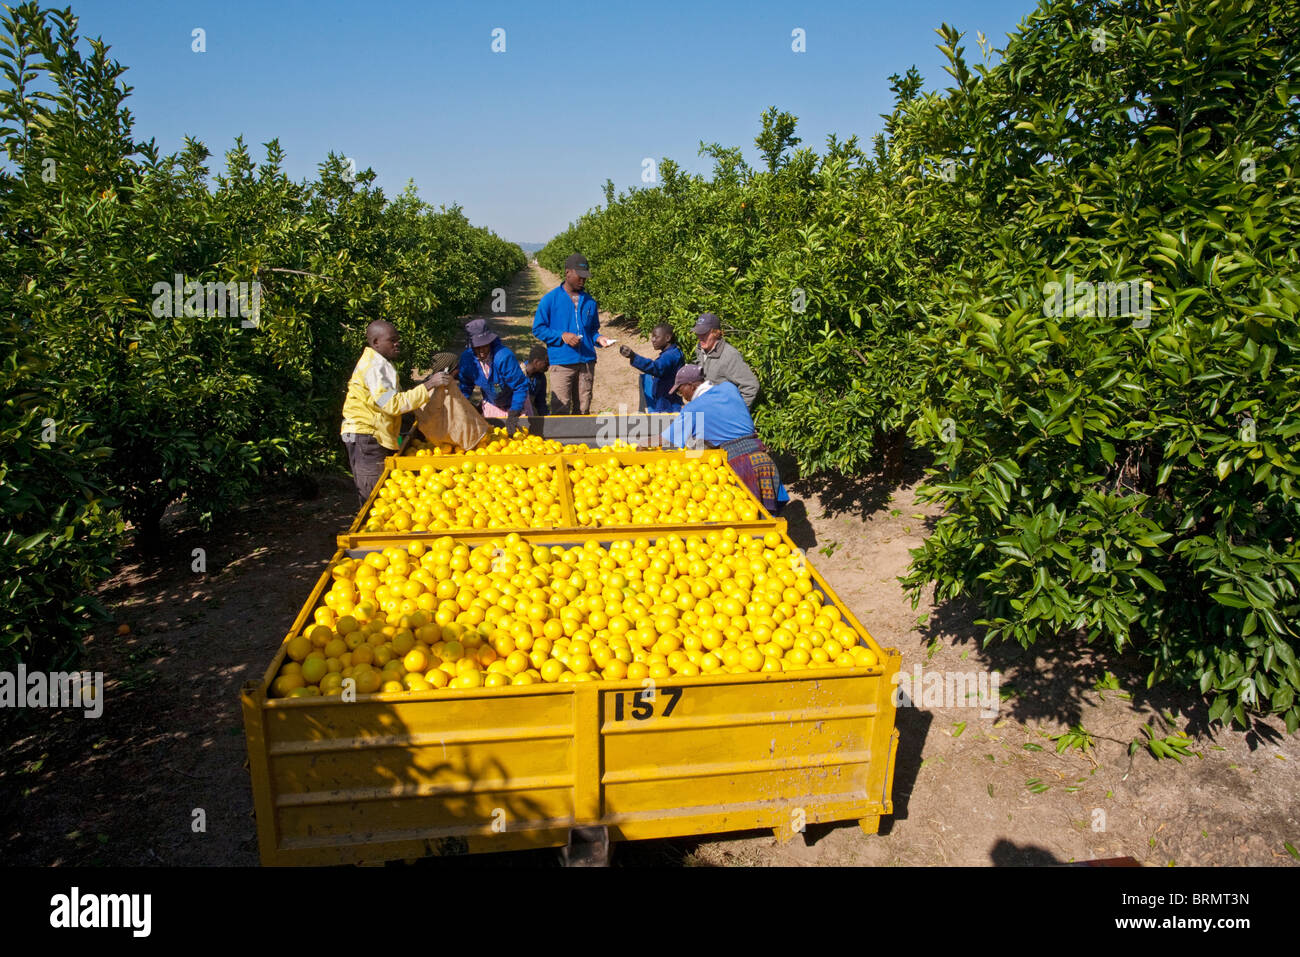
[
  {"xmin": 270, "ymin": 529, "xmax": 879, "ymax": 698},
  {"xmin": 412, "ymin": 428, "xmax": 638, "ymax": 457},
  {"xmin": 365, "ymin": 451, "xmax": 762, "ymax": 534},
  {"xmin": 364, "ymin": 461, "xmax": 563, "ymax": 532},
  {"xmin": 569, "ymin": 456, "xmax": 761, "ymax": 526}
]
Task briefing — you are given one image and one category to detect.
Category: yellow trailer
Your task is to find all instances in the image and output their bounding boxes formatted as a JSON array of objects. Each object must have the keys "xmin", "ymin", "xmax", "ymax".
[
  {"xmin": 241, "ymin": 526, "xmax": 900, "ymax": 865},
  {"xmin": 398, "ymin": 411, "xmax": 681, "ymax": 455}
]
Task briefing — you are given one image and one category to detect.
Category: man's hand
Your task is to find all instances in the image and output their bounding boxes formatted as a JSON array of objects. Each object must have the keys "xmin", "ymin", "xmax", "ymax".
[
  {"xmin": 561, "ymin": 332, "xmax": 582, "ymax": 348},
  {"xmin": 424, "ymin": 371, "xmax": 452, "ymax": 389},
  {"xmin": 618, "ymin": 345, "xmax": 634, "ymax": 359},
  {"xmin": 505, "ymin": 411, "xmax": 521, "ymax": 436}
]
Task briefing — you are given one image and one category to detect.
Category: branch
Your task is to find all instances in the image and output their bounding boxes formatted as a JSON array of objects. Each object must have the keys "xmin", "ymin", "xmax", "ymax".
[{"xmin": 264, "ymin": 267, "xmax": 335, "ymax": 282}]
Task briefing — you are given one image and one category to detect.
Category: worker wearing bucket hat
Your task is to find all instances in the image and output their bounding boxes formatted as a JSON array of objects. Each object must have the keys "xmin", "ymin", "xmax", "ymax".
[{"xmin": 457, "ymin": 317, "xmax": 530, "ymax": 434}]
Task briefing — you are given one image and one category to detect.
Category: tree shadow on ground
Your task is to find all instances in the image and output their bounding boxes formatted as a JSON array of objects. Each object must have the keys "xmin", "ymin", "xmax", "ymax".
[
  {"xmin": 1, "ymin": 472, "xmax": 361, "ymax": 865},
  {"xmin": 916, "ymin": 595, "xmax": 1283, "ymax": 747},
  {"xmin": 787, "ymin": 445, "xmax": 929, "ymax": 525},
  {"xmin": 479, "ymin": 267, "xmax": 548, "ymax": 323}
]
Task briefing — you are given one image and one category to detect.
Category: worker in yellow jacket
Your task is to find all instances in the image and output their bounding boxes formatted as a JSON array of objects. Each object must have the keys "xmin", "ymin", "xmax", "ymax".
[{"xmin": 341, "ymin": 320, "xmax": 447, "ymax": 502}]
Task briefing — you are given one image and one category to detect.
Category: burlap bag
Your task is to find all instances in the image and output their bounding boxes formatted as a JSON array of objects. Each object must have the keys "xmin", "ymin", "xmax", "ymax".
[{"xmin": 414, "ymin": 384, "xmax": 491, "ymax": 451}]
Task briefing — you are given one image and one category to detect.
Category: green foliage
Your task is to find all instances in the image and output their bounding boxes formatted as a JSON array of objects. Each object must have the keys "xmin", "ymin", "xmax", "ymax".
[
  {"xmin": 0, "ymin": 319, "xmax": 122, "ymax": 670},
  {"xmin": 0, "ymin": 2, "xmax": 523, "ymax": 541},
  {"xmin": 0, "ymin": 3, "xmax": 522, "ymax": 660},
  {"xmin": 1053, "ymin": 724, "xmax": 1094, "ymax": 755},
  {"xmin": 540, "ymin": 106, "xmax": 968, "ymax": 474},
  {"xmin": 540, "ymin": 0, "xmax": 1300, "ymax": 732},
  {"xmin": 1130, "ymin": 725, "xmax": 1197, "ymax": 763},
  {"xmin": 901, "ymin": 0, "xmax": 1300, "ymax": 734}
]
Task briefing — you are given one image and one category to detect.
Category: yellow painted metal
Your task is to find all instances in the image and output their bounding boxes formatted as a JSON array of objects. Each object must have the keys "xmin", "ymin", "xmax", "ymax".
[
  {"xmin": 346, "ymin": 448, "xmax": 773, "ymax": 542},
  {"xmin": 243, "ymin": 527, "xmax": 901, "ymax": 865},
  {"xmin": 396, "ymin": 412, "xmax": 682, "ymax": 456}
]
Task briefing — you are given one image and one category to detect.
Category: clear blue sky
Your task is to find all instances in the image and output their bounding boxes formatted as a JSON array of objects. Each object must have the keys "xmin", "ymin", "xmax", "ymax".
[{"xmin": 66, "ymin": 0, "xmax": 1035, "ymax": 244}]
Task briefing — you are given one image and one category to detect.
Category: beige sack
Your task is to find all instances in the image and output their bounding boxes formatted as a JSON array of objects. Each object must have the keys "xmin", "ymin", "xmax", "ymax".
[{"xmin": 413, "ymin": 385, "xmax": 491, "ymax": 451}]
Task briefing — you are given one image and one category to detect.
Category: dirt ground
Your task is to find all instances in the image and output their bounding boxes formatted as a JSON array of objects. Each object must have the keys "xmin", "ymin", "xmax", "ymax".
[{"xmin": 4, "ymin": 263, "xmax": 1297, "ymax": 868}]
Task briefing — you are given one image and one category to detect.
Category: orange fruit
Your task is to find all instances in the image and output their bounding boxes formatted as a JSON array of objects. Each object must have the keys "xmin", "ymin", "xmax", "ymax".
[
  {"xmin": 271, "ymin": 673, "xmax": 305, "ymax": 697},
  {"xmin": 300, "ymin": 657, "xmax": 328, "ymax": 685},
  {"xmin": 851, "ymin": 646, "xmax": 878, "ymax": 668},
  {"xmin": 540, "ymin": 659, "xmax": 565, "ymax": 683}
]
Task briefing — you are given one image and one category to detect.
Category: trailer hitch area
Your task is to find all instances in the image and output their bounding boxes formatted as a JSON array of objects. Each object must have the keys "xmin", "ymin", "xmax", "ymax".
[{"xmin": 561, "ymin": 825, "xmax": 610, "ymax": 867}]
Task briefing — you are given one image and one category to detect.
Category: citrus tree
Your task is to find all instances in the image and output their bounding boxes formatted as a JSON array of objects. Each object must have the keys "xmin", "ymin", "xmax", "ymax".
[
  {"xmin": 0, "ymin": 2, "xmax": 523, "ymax": 662},
  {"xmin": 542, "ymin": 106, "xmax": 971, "ymax": 474},
  {"xmin": 540, "ymin": 0, "xmax": 1300, "ymax": 730},
  {"xmin": 902, "ymin": 0, "xmax": 1300, "ymax": 732}
]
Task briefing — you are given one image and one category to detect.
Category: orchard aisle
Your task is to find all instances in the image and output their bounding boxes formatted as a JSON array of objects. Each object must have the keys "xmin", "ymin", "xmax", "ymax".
[
  {"xmin": 470, "ymin": 261, "xmax": 1300, "ymax": 869},
  {"xmin": 7, "ymin": 267, "xmax": 1288, "ymax": 867},
  {"xmin": 468, "ymin": 262, "xmax": 654, "ymax": 417}
]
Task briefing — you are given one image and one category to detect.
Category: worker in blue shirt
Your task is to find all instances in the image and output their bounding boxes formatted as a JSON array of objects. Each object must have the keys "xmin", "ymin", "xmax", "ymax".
[
  {"xmin": 619, "ymin": 323, "xmax": 684, "ymax": 413},
  {"xmin": 458, "ymin": 318, "xmax": 529, "ymax": 433},
  {"xmin": 521, "ymin": 343, "xmax": 550, "ymax": 416},
  {"xmin": 659, "ymin": 365, "xmax": 789, "ymax": 513},
  {"xmin": 532, "ymin": 253, "xmax": 614, "ymax": 414}
]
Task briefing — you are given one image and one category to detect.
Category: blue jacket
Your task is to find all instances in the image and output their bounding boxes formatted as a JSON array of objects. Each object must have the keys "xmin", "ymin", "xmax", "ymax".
[
  {"xmin": 533, "ymin": 284, "xmax": 600, "ymax": 365},
  {"xmin": 664, "ymin": 381, "xmax": 789, "ymax": 505},
  {"xmin": 630, "ymin": 343, "xmax": 684, "ymax": 412},
  {"xmin": 525, "ymin": 368, "xmax": 549, "ymax": 416},
  {"xmin": 663, "ymin": 381, "xmax": 755, "ymax": 447},
  {"xmin": 458, "ymin": 341, "xmax": 529, "ymax": 414}
]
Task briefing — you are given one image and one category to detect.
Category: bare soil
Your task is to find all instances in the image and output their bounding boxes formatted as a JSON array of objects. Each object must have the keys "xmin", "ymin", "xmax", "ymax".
[{"xmin": 4, "ymin": 264, "xmax": 1296, "ymax": 868}]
